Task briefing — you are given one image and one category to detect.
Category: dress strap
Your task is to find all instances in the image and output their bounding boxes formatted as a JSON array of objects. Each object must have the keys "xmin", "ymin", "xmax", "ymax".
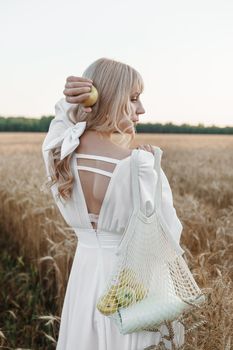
[
  {"xmin": 76, "ymin": 165, "xmax": 113, "ymax": 177},
  {"xmin": 75, "ymin": 153, "xmax": 121, "ymax": 164}
]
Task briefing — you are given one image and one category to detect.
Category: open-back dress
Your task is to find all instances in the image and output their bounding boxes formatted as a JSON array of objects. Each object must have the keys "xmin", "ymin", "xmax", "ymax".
[{"xmin": 42, "ymin": 98, "xmax": 185, "ymax": 350}]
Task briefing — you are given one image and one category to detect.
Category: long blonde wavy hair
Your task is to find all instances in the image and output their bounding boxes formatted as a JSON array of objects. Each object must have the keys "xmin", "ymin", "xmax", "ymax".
[{"xmin": 46, "ymin": 57, "xmax": 144, "ymax": 201}]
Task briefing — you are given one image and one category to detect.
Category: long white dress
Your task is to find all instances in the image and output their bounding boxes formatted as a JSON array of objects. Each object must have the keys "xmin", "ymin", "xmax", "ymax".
[{"xmin": 42, "ymin": 99, "xmax": 185, "ymax": 350}]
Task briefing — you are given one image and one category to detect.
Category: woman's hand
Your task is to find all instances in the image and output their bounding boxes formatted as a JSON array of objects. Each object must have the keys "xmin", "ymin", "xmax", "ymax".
[
  {"xmin": 136, "ymin": 144, "xmax": 155, "ymax": 155},
  {"xmin": 63, "ymin": 76, "xmax": 94, "ymax": 113}
]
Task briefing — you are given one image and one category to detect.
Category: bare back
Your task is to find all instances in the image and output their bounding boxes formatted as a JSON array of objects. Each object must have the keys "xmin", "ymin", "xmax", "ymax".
[{"xmin": 74, "ymin": 131, "xmax": 133, "ymax": 230}]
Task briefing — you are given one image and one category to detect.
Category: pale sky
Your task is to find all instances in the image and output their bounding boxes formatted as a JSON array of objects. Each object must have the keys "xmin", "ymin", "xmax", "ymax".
[{"xmin": 1, "ymin": 0, "xmax": 233, "ymax": 126}]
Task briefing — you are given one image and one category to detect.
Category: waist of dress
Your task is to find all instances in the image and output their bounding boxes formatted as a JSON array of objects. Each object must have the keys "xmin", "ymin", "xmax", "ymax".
[{"xmin": 73, "ymin": 227, "xmax": 123, "ymax": 249}]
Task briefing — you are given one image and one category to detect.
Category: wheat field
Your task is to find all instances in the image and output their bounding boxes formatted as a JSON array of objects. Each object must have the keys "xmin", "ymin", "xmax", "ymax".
[{"xmin": 0, "ymin": 132, "xmax": 232, "ymax": 349}]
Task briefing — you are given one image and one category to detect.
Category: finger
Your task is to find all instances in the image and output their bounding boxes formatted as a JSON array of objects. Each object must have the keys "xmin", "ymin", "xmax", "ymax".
[
  {"xmin": 148, "ymin": 144, "xmax": 154, "ymax": 154},
  {"xmin": 65, "ymin": 93, "xmax": 92, "ymax": 104},
  {"xmin": 138, "ymin": 144, "xmax": 153, "ymax": 153},
  {"xmin": 83, "ymin": 107, "xmax": 92, "ymax": 113},
  {"xmin": 66, "ymin": 76, "xmax": 93, "ymax": 83},
  {"xmin": 65, "ymin": 81, "xmax": 92, "ymax": 89},
  {"xmin": 63, "ymin": 86, "xmax": 91, "ymax": 96}
]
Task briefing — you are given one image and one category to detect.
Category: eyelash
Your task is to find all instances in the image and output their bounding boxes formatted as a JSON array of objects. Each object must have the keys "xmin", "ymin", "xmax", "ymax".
[{"xmin": 131, "ymin": 98, "xmax": 138, "ymax": 102}]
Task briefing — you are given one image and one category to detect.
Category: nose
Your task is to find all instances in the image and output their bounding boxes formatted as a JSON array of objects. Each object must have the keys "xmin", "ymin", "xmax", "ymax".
[
  {"xmin": 137, "ymin": 101, "xmax": 145, "ymax": 115},
  {"xmin": 135, "ymin": 108, "xmax": 145, "ymax": 121},
  {"xmin": 138, "ymin": 109, "xmax": 145, "ymax": 115},
  {"xmin": 133, "ymin": 101, "xmax": 145, "ymax": 123}
]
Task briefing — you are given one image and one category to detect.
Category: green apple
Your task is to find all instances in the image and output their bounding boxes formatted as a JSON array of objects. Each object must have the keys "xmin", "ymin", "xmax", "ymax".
[
  {"xmin": 82, "ymin": 85, "xmax": 98, "ymax": 107},
  {"xmin": 118, "ymin": 268, "xmax": 148, "ymax": 302},
  {"xmin": 118, "ymin": 268, "xmax": 137, "ymax": 285},
  {"xmin": 135, "ymin": 282, "xmax": 148, "ymax": 301},
  {"xmin": 116, "ymin": 285, "xmax": 137, "ymax": 308},
  {"xmin": 96, "ymin": 285, "xmax": 118, "ymax": 315},
  {"xmin": 97, "ymin": 295, "xmax": 118, "ymax": 315}
]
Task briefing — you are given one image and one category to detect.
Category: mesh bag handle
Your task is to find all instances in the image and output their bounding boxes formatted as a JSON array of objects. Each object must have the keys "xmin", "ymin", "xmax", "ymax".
[
  {"xmin": 130, "ymin": 147, "xmax": 184, "ymax": 255},
  {"xmin": 130, "ymin": 148, "xmax": 140, "ymax": 212},
  {"xmin": 131, "ymin": 147, "xmax": 162, "ymax": 211},
  {"xmin": 113, "ymin": 149, "xmax": 141, "ymax": 255},
  {"xmin": 116, "ymin": 147, "xmax": 162, "ymax": 252},
  {"xmin": 152, "ymin": 146, "xmax": 163, "ymax": 211}
]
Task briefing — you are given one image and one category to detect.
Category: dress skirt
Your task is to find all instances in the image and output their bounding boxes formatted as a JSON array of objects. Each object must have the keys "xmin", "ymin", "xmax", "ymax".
[{"xmin": 56, "ymin": 228, "xmax": 185, "ymax": 350}]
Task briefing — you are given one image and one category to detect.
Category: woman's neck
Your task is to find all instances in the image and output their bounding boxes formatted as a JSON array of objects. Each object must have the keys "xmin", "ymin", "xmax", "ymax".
[{"xmin": 85, "ymin": 129, "xmax": 113, "ymax": 140}]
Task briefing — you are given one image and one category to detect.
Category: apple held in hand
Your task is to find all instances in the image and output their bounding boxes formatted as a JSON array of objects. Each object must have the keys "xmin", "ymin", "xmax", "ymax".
[{"xmin": 82, "ymin": 85, "xmax": 98, "ymax": 107}]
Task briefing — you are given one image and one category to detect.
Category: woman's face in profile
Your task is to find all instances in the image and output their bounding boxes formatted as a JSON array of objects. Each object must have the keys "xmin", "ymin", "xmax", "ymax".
[
  {"xmin": 118, "ymin": 91, "xmax": 146, "ymax": 133},
  {"xmin": 130, "ymin": 92, "xmax": 145, "ymax": 125}
]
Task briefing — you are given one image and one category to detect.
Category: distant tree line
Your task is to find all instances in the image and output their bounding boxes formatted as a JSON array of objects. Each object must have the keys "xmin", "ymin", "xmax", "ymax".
[
  {"xmin": 136, "ymin": 122, "xmax": 233, "ymax": 134},
  {"xmin": 0, "ymin": 116, "xmax": 54, "ymax": 132},
  {"xmin": 0, "ymin": 116, "xmax": 232, "ymax": 134}
]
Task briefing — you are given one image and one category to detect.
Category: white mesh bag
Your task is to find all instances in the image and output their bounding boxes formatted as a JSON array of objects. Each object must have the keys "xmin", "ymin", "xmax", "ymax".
[{"xmin": 96, "ymin": 147, "xmax": 206, "ymax": 335}]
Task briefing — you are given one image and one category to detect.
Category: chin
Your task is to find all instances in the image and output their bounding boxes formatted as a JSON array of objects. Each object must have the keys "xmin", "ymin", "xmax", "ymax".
[{"xmin": 128, "ymin": 126, "xmax": 136, "ymax": 136}]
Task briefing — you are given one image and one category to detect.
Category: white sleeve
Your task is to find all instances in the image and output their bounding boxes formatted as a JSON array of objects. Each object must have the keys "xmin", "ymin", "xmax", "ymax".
[
  {"xmin": 138, "ymin": 149, "xmax": 183, "ymax": 246},
  {"xmin": 41, "ymin": 98, "xmax": 74, "ymax": 178}
]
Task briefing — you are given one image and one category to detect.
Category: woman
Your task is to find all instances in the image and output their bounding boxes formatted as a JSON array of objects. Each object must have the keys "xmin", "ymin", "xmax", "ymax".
[{"xmin": 42, "ymin": 57, "xmax": 185, "ymax": 349}]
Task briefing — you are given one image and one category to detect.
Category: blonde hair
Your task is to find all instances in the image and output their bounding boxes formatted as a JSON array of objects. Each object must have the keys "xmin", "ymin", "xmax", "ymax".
[{"xmin": 46, "ymin": 57, "xmax": 144, "ymax": 200}]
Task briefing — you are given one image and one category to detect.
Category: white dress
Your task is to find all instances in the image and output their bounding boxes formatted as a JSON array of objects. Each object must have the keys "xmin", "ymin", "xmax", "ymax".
[{"xmin": 42, "ymin": 99, "xmax": 185, "ymax": 350}]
